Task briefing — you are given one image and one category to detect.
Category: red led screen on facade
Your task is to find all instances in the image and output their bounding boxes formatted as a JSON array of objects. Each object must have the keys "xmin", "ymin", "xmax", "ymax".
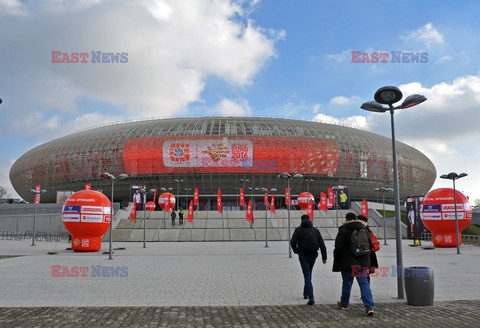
[{"xmin": 123, "ymin": 136, "xmax": 340, "ymax": 175}]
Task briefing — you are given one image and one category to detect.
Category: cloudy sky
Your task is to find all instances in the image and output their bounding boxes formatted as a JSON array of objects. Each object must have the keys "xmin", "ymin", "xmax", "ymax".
[{"xmin": 1, "ymin": 0, "xmax": 479, "ymax": 203}]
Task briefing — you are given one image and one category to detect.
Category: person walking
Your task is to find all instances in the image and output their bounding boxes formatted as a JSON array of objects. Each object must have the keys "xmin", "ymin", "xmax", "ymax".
[
  {"xmin": 290, "ymin": 214, "xmax": 327, "ymax": 305},
  {"xmin": 357, "ymin": 215, "xmax": 379, "ymax": 285},
  {"xmin": 179, "ymin": 208, "xmax": 184, "ymax": 225},
  {"xmin": 171, "ymin": 210, "xmax": 177, "ymax": 226},
  {"xmin": 333, "ymin": 212, "xmax": 375, "ymax": 316}
]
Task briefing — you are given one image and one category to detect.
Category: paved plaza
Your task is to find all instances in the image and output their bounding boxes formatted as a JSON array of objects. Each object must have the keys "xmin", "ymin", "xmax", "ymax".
[{"xmin": 1, "ymin": 239, "xmax": 479, "ymax": 326}]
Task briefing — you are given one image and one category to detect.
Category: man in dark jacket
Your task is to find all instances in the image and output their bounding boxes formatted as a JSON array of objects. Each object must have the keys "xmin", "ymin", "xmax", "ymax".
[
  {"xmin": 333, "ymin": 212, "xmax": 375, "ymax": 316},
  {"xmin": 290, "ymin": 215, "xmax": 327, "ymax": 305},
  {"xmin": 357, "ymin": 214, "xmax": 379, "ymax": 285}
]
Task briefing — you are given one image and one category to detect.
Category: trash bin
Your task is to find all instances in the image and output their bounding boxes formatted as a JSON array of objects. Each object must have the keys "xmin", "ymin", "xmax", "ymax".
[{"xmin": 404, "ymin": 266, "xmax": 434, "ymax": 306}]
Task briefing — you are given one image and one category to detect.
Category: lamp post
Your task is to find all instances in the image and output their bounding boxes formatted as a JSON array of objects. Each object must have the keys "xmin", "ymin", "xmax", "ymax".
[
  {"xmin": 262, "ymin": 187, "xmax": 276, "ymax": 248},
  {"xmin": 101, "ymin": 172, "xmax": 128, "ymax": 260},
  {"xmin": 277, "ymin": 172, "xmax": 303, "ymax": 258},
  {"xmin": 174, "ymin": 179, "xmax": 183, "ymax": 210},
  {"xmin": 29, "ymin": 187, "xmax": 47, "ymax": 246},
  {"xmin": 440, "ymin": 172, "xmax": 467, "ymax": 254},
  {"xmin": 361, "ymin": 86, "xmax": 426, "ymax": 299},
  {"xmin": 375, "ymin": 187, "xmax": 393, "ymax": 245}
]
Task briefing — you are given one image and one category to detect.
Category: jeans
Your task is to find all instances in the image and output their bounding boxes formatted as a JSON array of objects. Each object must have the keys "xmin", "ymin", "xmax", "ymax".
[
  {"xmin": 340, "ymin": 270, "xmax": 374, "ymax": 308},
  {"xmin": 299, "ymin": 255, "xmax": 316, "ymax": 300}
]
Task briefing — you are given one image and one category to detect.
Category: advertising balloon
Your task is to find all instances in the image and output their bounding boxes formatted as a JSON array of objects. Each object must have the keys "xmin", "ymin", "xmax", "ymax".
[
  {"xmin": 145, "ymin": 201, "xmax": 156, "ymax": 211},
  {"xmin": 62, "ymin": 190, "xmax": 111, "ymax": 252},
  {"xmin": 297, "ymin": 192, "xmax": 314, "ymax": 210},
  {"xmin": 158, "ymin": 192, "xmax": 176, "ymax": 211},
  {"xmin": 420, "ymin": 188, "xmax": 472, "ymax": 247}
]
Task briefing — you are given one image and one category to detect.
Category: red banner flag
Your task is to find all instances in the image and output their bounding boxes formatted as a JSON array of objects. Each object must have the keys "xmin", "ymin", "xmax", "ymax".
[
  {"xmin": 187, "ymin": 200, "xmax": 194, "ymax": 222},
  {"xmin": 320, "ymin": 192, "xmax": 327, "ymax": 212},
  {"xmin": 34, "ymin": 184, "xmax": 41, "ymax": 204},
  {"xmin": 217, "ymin": 188, "xmax": 223, "ymax": 214},
  {"xmin": 130, "ymin": 201, "xmax": 137, "ymax": 222},
  {"xmin": 362, "ymin": 198, "xmax": 368, "ymax": 217},
  {"xmin": 239, "ymin": 187, "xmax": 245, "ymax": 207},
  {"xmin": 307, "ymin": 199, "xmax": 314, "ymax": 221},
  {"xmin": 153, "ymin": 188, "xmax": 157, "ymax": 203},
  {"xmin": 85, "ymin": 183, "xmax": 91, "ymax": 190},
  {"xmin": 194, "ymin": 187, "xmax": 199, "ymax": 206},
  {"xmin": 264, "ymin": 188, "xmax": 269, "ymax": 206},
  {"xmin": 270, "ymin": 193, "xmax": 275, "ymax": 214},
  {"xmin": 327, "ymin": 187, "xmax": 334, "ymax": 209},
  {"xmin": 246, "ymin": 199, "xmax": 253, "ymax": 223},
  {"xmin": 285, "ymin": 187, "xmax": 290, "ymax": 205}
]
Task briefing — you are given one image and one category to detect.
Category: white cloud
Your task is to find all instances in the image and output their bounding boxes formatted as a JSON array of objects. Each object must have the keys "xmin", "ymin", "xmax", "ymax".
[
  {"xmin": 313, "ymin": 113, "xmax": 367, "ymax": 129},
  {"xmin": 213, "ymin": 98, "xmax": 252, "ymax": 116},
  {"xmin": 0, "ymin": 0, "xmax": 26, "ymax": 16},
  {"xmin": 312, "ymin": 103, "xmax": 321, "ymax": 113},
  {"xmin": 402, "ymin": 23, "xmax": 444, "ymax": 46},
  {"xmin": 329, "ymin": 95, "xmax": 360, "ymax": 106},
  {"xmin": 0, "ymin": 0, "xmax": 279, "ymax": 121},
  {"xmin": 325, "ymin": 49, "xmax": 352, "ymax": 63}
]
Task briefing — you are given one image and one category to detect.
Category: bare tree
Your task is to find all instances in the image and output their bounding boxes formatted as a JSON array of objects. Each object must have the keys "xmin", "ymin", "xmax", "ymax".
[{"xmin": 0, "ymin": 186, "xmax": 10, "ymax": 198}]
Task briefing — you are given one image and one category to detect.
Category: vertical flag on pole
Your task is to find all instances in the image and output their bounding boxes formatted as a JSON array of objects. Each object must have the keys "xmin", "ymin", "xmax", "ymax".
[
  {"xmin": 239, "ymin": 187, "xmax": 245, "ymax": 207},
  {"xmin": 361, "ymin": 198, "xmax": 368, "ymax": 217},
  {"xmin": 264, "ymin": 188, "xmax": 269, "ymax": 206},
  {"xmin": 153, "ymin": 188, "xmax": 157, "ymax": 203},
  {"xmin": 187, "ymin": 200, "xmax": 194, "ymax": 222},
  {"xmin": 270, "ymin": 193, "xmax": 275, "ymax": 214},
  {"xmin": 327, "ymin": 187, "xmax": 334, "ymax": 209},
  {"xmin": 320, "ymin": 192, "xmax": 327, "ymax": 212},
  {"xmin": 217, "ymin": 188, "xmax": 223, "ymax": 214},
  {"xmin": 285, "ymin": 187, "xmax": 290, "ymax": 205},
  {"xmin": 130, "ymin": 201, "xmax": 137, "ymax": 222},
  {"xmin": 34, "ymin": 184, "xmax": 41, "ymax": 204},
  {"xmin": 194, "ymin": 187, "xmax": 199, "ymax": 206},
  {"xmin": 246, "ymin": 199, "xmax": 253, "ymax": 223},
  {"xmin": 85, "ymin": 183, "xmax": 91, "ymax": 190},
  {"xmin": 307, "ymin": 199, "xmax": 314, "ymax": 221}
]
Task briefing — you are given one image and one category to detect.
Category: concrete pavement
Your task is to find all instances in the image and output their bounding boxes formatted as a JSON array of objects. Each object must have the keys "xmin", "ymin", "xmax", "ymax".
[{"xmin": 1, "ymin": 239, "xmax": 479, "ymax": 326}]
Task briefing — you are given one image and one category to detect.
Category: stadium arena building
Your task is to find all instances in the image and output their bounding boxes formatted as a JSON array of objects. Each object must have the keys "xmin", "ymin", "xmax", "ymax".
[{"xmin": 10, "ymin": 117, "xmax": 436, "ymax": 207}]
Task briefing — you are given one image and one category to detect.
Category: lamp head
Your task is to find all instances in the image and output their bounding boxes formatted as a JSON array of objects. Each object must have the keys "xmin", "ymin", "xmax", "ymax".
[
  {"xmin": 101, "ymin": 172, "xmax": 114, "ymax": 180},
  {"xmin": 360, "ymin": 101, "xmax": 387, "ymax": 113},
  {"xmin": 396, "ymin": 94, "xmax": 427, "ymax": 109},
  {"xmin": 374, "ymin": 86, "xmax": 403, "ymax": 105},
  {"xmin": 277, "ymin": 172, "xmax": 291, "ymax": 179}
]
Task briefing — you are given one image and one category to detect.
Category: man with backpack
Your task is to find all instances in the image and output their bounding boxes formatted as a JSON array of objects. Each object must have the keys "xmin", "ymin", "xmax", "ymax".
[
  {"xmin": 357, "ymin": 214, "xmax": 380, "ymax": 285},
  {"xmin": 290, "ymin": 214, "xmax": 327, "ymax": 306},
  {"xmin": 333, "ymin": 212, "xmax": 375, "ymax": 316}
]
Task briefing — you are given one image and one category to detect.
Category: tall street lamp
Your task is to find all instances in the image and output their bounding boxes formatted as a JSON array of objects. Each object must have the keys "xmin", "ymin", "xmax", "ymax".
[
  {"xmin": 374, "ymin": 187, "xmax": 393, "ymax": 245},
  {"xmin": 261, "ymin": 187, "xmax": 276, "ymax": 248},
  {"xmin": 440, "ymin": 172, "xmax": 467, "ymax": 254},
  {"xmin": 361, "ymin": 86, "xmax": 426, "ymax": 299},
  {"xmin": 277, "ymin": 172, "xmax": 303, "ymax": 258},
  {"xmin": 174, "ymin": 179, "xmax": 183, "ymax": 210},
  {"xmin": 101, "ymin": 172, "xmax": 128, "ymax": 260},
  {"xmin": 28, "ymin": 187, "xmax": 47, "ymax": 246}
]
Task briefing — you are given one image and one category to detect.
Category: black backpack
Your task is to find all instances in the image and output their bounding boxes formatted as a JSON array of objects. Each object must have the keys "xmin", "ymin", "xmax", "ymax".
[
  {"xmin": 301, "ymin": 228, "xmax": 319, "ymax": 252},
  {"xmin": 350, "ymin": 228, "xmax": 371, "ymax": 256}
]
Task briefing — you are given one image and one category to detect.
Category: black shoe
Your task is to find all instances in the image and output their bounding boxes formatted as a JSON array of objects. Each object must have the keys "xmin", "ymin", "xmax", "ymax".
[
  {"xmin": 365, "ymin": 308, "xmax": 374, "ymax": 316},
  {"xmin": 307, "ymin": 299, "xmax": 315, "ymax": 305}
]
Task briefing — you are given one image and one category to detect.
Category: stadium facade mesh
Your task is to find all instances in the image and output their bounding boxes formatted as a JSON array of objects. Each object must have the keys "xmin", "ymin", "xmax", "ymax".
[{"xmin": 10, "ymin": 117, "xmax": 436, "ymax": 205}]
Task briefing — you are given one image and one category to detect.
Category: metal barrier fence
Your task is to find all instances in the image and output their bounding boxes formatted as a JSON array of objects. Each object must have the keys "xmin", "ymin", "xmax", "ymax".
[
  {"xmin": 0, "ymin": 230, "xmax": 70, "ymax": 242},
  {"xmin": 420, "ymin": 232, "xmax": 479, "ymax": 245}
]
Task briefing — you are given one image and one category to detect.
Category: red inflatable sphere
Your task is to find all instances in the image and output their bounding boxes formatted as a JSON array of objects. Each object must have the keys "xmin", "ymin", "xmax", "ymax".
[
  {"xmin": 145, "ymin": 201, "xmax": 156, "ymax": 211},
  {"xmin": 62, "ymin": 190, "xmax": 111, "ymax": 252},
  {"xmin": 297, "ymin": 192, "xmax": 314, "ymax": 210},
  {"xmin": 158, "ymin": 192, "xmax": 176, "ymax": 211},
  {"xmin": 420, "ymin": 188, "xmax": 472, "ymax": 247}
]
